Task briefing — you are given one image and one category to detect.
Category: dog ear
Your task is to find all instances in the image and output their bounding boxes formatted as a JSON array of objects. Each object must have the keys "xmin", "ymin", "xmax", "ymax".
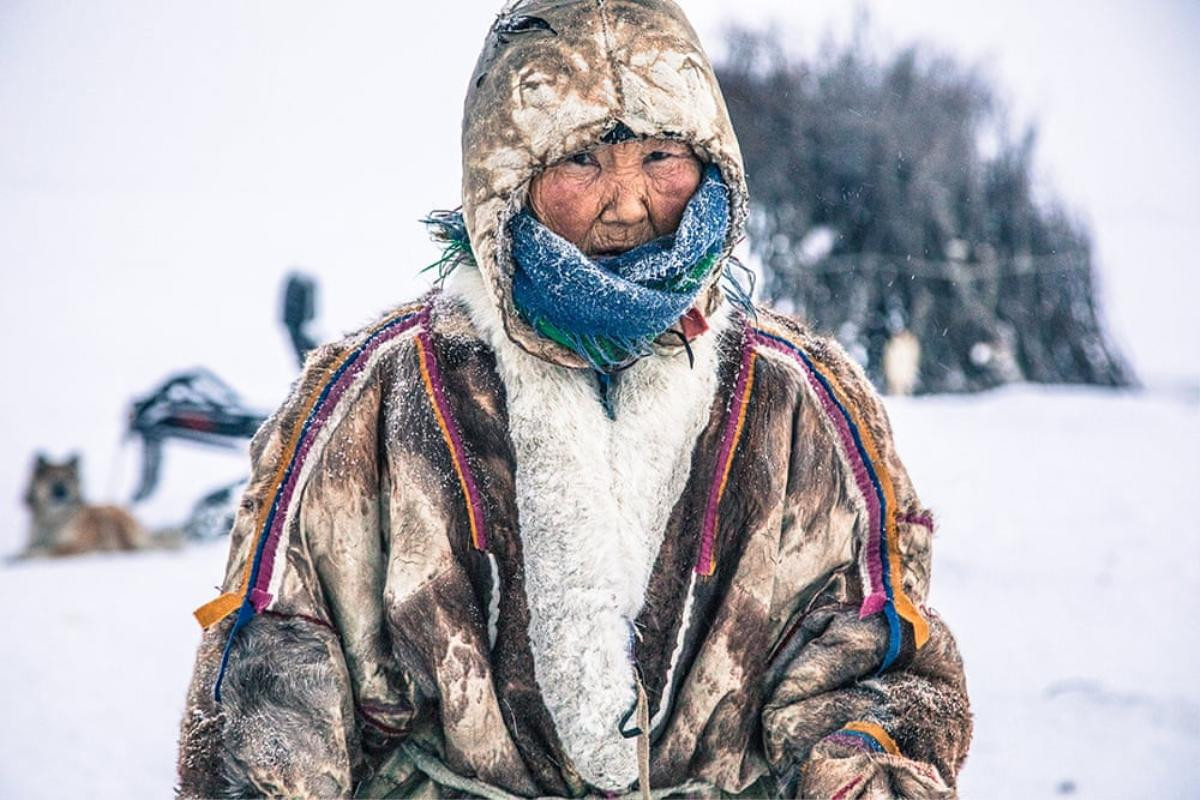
[
  {"xmin": 66, "ymin": 452, "xmax": 81, "ymax": 471},
  {"xmin": 23, "ymin": 463, "xmax": 38, "ymax": 507},
  {"xmin": 34, "ymin": 451, "xmax": 49, "ymax": 470}
]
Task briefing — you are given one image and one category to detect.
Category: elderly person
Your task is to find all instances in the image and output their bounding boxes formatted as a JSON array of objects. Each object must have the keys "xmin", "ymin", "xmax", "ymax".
[{"xmin": 177, "ymin": 1, "xmax": 971, "ymax": 797}]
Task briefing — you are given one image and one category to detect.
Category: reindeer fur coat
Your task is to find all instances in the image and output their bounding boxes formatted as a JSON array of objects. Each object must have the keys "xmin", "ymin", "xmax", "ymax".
[{"xmin": 177, "ymin": 1, "xmax": 971, "ymax": 797}]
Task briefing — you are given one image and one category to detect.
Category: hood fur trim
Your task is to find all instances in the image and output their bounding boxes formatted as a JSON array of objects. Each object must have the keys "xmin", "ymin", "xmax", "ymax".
[{"xmin": 445, "ymin": 265, "xmax": 732, "ymax": 790}]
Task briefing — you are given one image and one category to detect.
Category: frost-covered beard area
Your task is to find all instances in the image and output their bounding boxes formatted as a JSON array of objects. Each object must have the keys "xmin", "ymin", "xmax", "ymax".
[{"xmin": 1, "ymin": 386, "xmax": 1197, "ymax": 798}]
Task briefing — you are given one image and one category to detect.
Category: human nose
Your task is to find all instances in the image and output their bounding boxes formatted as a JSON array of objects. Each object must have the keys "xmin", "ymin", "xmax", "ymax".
[{"xmin": 599, "ymin": 175, "xmax": 650, "ymax": 226}]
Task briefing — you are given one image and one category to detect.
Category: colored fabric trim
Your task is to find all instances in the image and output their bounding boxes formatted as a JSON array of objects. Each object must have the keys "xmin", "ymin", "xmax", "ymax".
[
  {"xmin": 837, "ymin": 721, "xmax": 901, "ymax": 756},
  {"xmin": 695, "ymin": 323, "xmax": 757, "ymax": 576},
  {"xmin": 900, "ymin": 511, "xmax": 935, "ymax": 530},
  {"xmin": 414, "ymin": 315, "xmax": 490, "ymax": 551},
  {"xmin": 753, "ymin": 327, "xmax": 929, "ymax": 670},
  {"xmin": 195, "ymin": 304, "xmax": 425, "ymax": 700},
  {"xmin": 197, "ymin": 304, "xmax": 425, "ymax": 700},
  {"xmin": 193, "ymin": 299, "xmax": 491, "ymax": 702},
  {"xmin": 825, "ymin": 731, "xmax": 883, "ymax": 755},
  {"xmin": 830, "ymin": 775, "xmax": 865, "ymax": 800},
  {"xmin": 357, "ymin": 703, "xmax": 411, "ymax": 738},
  {"xmin": 508, "ymin": 163, "xmax": 730, "ymax": 371},
  {"xmin": 260, "ymin": 609, "xmax": 338, "ymax": 636},
  {"xmin": 194, "ymin": 304, "xmax": 425, "ymax": 631}
]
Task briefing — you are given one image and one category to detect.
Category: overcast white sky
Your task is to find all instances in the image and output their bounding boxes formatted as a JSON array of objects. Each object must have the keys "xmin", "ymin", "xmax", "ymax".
[{"xmin": 1, "ymin": 0, "xmax": 1197, "ymax": 543}]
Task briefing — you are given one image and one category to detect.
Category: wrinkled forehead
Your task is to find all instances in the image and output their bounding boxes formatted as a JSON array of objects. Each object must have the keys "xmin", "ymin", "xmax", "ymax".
[{"xmin": 464, "ymin": 0, "xmax": 723, "ymax": 191}]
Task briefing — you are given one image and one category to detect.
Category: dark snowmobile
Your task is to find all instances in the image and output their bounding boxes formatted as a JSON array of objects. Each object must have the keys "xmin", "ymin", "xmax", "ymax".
[{"xmin": 125, "ymin": 272, "xmax": 318, "ymax": 539}]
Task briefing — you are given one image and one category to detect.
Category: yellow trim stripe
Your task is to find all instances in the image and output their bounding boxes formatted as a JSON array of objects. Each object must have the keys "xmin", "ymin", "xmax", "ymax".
[
  {"xmin": 716, "ymin": 352, "xmax": 757, "ymax": 502},
  {"xmin": 758, "ymin": 324, "xmax": 929, "ymax": 649},
  {"xmin": 194, "ymin": 303, "xmax": 424, "ymax": 629},
  {"xmin": 698, "ymin": 347, "xmax": 758, "ymax": 577},
  {"xmin": 843, "ymin": 721, "xmax": 900, "ymax": 756},
  {"xmin": 195, "ymin": 592, "xmax": 241, "ymax": 629},
  {"xmin": 415, "ymin": 334, "xmax": 484, "ymax": 550},
  {"xmin": 805, "ymin": 350, "xmax": 928, "ymax": 647}
]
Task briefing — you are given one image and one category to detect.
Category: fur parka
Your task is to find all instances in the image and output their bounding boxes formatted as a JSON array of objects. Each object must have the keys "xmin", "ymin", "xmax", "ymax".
[{"xmin": 177, "ymin": 1, "xmax": 971, "ymax": 797}]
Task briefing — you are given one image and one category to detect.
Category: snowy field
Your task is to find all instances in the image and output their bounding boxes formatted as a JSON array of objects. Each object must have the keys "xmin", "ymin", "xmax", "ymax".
[
  {"xmin": 2, "ymin": 2, "xmax": 1197, "ymax": 797},
  {"xmin": 2, "ymin": 384, "xmax": 1196, "ymax": 798}
]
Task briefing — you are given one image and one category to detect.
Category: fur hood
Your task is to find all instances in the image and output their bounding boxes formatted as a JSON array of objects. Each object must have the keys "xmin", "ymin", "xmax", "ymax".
[{"xmin": 460, "ymin": 0, "xmax": 750, "ymax": 369}]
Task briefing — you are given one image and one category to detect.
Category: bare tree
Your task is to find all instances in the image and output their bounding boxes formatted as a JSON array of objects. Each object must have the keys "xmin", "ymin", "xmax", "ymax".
[{"xmin": 716, "ymin": 24, "xmax": 1132, "ymax": 393}]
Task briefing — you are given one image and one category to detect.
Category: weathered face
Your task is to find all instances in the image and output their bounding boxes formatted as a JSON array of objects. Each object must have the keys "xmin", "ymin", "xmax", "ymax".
[{"xmin": 528, "ymin": 137, "xmax": 702, "ymax": 255}]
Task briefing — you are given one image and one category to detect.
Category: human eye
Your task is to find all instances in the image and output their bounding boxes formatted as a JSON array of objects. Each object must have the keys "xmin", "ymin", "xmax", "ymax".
[
  {"xmin": 567, "ymin": 151, "xmax": 597, "ymax": 167},
  {"xmin": 644, "ymin": 150, "xmax": 673, "ymax": 164}
]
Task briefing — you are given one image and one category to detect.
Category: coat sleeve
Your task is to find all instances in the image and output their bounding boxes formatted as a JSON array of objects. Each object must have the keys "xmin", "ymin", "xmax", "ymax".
[
  {"xmin": 759, "ymin": 333, "xmax": 973, "ymax": 798},
  {"xmin": 176, "ymin": 341, "xmax": 418, "ymax": 798}
]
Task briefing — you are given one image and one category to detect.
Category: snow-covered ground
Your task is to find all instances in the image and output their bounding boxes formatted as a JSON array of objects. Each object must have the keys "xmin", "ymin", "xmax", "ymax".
[
  {"xmin": 1, "ymin": 385, "xmax": 1196, "ymax": 798},
  {"xmin": 890, "ymin": 386, "xmax": 1200, "ymax": 797},
  {"xmin": 2, "ymin": 2, "xmax": 1197, "ymax": 797}
]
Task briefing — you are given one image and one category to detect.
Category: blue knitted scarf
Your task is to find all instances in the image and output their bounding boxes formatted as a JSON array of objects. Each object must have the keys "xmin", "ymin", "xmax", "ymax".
[
  {"xmin": 423, "ymin": 163, "xmax": 753, "ymax": 373},
  {"xmin": 508, "ymin": 163, "xmax": 728, "ymax": 371}
]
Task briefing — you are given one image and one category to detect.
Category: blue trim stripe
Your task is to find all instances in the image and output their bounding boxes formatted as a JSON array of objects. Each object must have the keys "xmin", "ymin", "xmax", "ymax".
[
  {"xmin": 837, "ymin": 729, "xmax": 886, "ymax": 753},
  {"xmin": 244, "ymin": 310, "xmax": 421, "ymax": 609},
  {"xmin": 755, "ymin": 328, "xmax": 905, "ymax": 671},
  {"xmin": 213, "ymin": 309, "xmax": 422, "ymax": 701}
]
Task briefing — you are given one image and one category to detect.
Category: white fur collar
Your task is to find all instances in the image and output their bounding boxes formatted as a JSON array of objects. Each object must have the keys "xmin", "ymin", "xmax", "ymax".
[{"xmin": 444, "ymin": 266, "xmax": 729, "ymax": 790}]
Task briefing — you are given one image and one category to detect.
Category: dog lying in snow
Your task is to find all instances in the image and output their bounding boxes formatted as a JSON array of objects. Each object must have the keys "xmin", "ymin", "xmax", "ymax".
[{"xmin": 19, "ymin": 453, "xmax": 148, "ymax": 557}]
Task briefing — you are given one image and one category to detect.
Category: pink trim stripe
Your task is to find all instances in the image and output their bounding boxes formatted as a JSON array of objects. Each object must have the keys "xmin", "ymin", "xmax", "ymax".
[
  {"xmin": 250, "ymin": 311, "xmax": 424, "ymax": 609},
  {"xmin": 831, "ymin": 776, "xmax": 865, "ymax": 800},
  {"xmin": 900, "ymin": 511, "xmax": 935, "ymax": 530},
  {"xmin": 261, "ymin": 609, "xmax": 338, "ymax": 635},
  {"xmin": 825, "ymin": 732, "xmax": 880, "ymax": 754},
  {"xmin": 357, "ymin": 705, "xmax": 410, "ymax": 737},
  {"xmin": 415, "ymin": 308, "xmax": 489, "ymax": 551},
  {"xmin": 695, "ymin": 325, "xmax": 756, "ymax": 576},
  {"xmin": 753, "ymin": 332, "xmax": 889, "ymax": 615}
]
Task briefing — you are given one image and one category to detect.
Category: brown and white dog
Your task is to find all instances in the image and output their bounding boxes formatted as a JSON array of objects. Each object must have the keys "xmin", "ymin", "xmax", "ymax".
[{"xmin": 19, "ymin": 453, "xmax": 147, "ymax": 557}]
